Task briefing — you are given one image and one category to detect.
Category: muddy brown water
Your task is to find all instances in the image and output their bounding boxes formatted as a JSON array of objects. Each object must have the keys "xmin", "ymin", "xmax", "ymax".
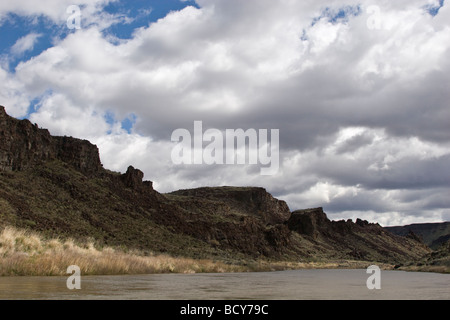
[{"xmin": 0, "ymin": 269, "xmax": 449, "ymax": 300}]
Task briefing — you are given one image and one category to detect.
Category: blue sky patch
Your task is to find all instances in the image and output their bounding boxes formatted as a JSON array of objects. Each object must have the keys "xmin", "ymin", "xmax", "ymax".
[
  {"xmin": 311, "ymin": 5, "xmax": 362, "ymax": 26},
  {"xmin": 102, "ymin": 0, "xmax": 199, "ymax": 39},
  {"xmin": 424, "ymin": 0, "xmax": 445, "ymax": 16},
  {"xmin": 121, "ymin": 113, "xmax": 137, "ymax": 134},
  {"xmin": 104, "ymin": 110, "xmax": 137, "ymax": 134},
  {"xmin": 0, "ymin": 14, "xmax": 59, "ymax": 71}
]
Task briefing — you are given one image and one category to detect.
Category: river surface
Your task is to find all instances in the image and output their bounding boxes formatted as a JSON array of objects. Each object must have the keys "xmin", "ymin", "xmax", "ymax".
[{"xmin": 0, "ymin": 269, "xmax": 449, "ymax": 300}]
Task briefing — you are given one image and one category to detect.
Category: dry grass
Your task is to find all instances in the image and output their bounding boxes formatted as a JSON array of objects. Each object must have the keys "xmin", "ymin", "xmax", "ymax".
[
  {"xmin": 248, "ymin": 259, "xmax": 395, "ymax": 272},
  {"xmin": 397, "ymin": 265, "xmax": 450, "ymax": 274},
  {"xmin": 0, "ymin": 226, "xmax": 246, "ymax": 276},
  {"xmin": 0, "ymin": 226, "xmax": 405, "ymax": 276}
]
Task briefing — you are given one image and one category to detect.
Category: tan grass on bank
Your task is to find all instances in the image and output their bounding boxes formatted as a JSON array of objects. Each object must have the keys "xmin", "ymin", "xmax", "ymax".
[
  {"xmin": 0, "ymin": 226, "xmax": 246, "ymax": 276},
  {"xmin": 1, "ymin": 226, "xmax": 400, "ymax": 276}
]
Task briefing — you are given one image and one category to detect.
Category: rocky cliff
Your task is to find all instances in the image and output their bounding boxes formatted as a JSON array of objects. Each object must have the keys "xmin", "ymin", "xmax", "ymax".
[
  {"xmin": 169, "ymin": 186, "xmax": 291, "ymax": 224},
  {"xmin": 0, "ymin": 106, "xmax": 432, "ymax": 264},
  {"xmin": 0, "ymin": 106, "xmax": 102, "ymax": 173},
  {"xmin": 288, "ymin": 207, "xmax": 430, "ymax": 262}
]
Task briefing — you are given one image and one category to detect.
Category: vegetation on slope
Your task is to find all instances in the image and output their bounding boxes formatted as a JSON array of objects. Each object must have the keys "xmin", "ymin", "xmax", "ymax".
[
  {"xmin": 0, "ymin": 226, "xmax": 247, "ymax": 276},
  {"xmin": 1, "ymin": 226, "xmax": 400, "ymax": 276}
]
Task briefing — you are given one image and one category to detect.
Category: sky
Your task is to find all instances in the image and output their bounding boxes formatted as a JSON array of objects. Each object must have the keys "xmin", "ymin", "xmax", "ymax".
[{"xmin": 0, "ymin": 0, "xmax": 449, "ymax": 226}]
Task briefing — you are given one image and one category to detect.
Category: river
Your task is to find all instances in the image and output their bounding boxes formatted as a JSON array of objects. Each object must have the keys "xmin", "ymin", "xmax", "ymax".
[{"xmin": 0, "ymin": 269, "xmax": 449, "ymax": 300}]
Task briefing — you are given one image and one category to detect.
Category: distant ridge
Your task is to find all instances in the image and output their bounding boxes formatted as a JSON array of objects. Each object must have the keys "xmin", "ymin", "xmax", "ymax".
[{"xmin": 385, "ymin": 222, "xmax": 450, "ymax": 250}]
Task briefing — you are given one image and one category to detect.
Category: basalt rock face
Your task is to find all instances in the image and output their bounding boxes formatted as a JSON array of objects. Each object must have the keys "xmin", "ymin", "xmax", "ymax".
[
  {"xmin": 122, "ymin": 165, "xmax": 153, "ymax": 190},
  {"xmin": 0, "ymin": 106, "xmax": 54, "ymax": 171},
  {"xmin": 287, "ymin": 207, "xmax": 431, "ymax": 263},
  {"xmin": 52, "ymin": 136, "xmax": 102, "ymax": 174},
  {"xmin": 170, "ymin": 186, "xmax": 291, "ymax": 225},
  {"xmin": 165, "ymin": 187, "xmax": 293, "ymax": 256},
  {"xmin": 0, "ymin": 106, "xmax": 101, "ymax": 174},
  {"xmin": 287, "ymin": 207, "xmax": 328, "ymax": 239}
]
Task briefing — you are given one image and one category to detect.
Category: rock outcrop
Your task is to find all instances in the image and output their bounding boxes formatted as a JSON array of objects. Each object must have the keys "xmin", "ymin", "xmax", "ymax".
[
  {"xmin": 122, "ymin": 165, "xmax": 153, "ymax": 190},
  {"xmin": 287, "ymin": 207, "xmax": 328, "ymax": 239},
  {"xmin": 0, "ymin": 106, "xmax": 102, "ymax": 174},
  {"xmin": 170, "ymin": 186, "xmax": 291, "ymax": 224},
  {"xmin": 287, "ymin": 207, "xmax": 430, "ymax": 262}
]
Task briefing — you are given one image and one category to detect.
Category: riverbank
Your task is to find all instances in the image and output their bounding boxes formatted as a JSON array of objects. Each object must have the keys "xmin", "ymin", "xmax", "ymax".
[
  {"xmin": 0, "ymin": 226, "xmax": 249, "ymax": 276},
  {"xmin": 0, "ymin": 226, "xmax": 401, "ymax": 276}
]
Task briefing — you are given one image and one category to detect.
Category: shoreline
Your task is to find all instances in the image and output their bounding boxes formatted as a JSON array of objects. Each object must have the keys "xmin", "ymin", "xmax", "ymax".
[
  {"xmin": 2, "ymin": 264, "xmax": 449, "ymax": 277},
  {"xmin": 2, "ymin": 257, "xmax": 448, "ymax": 277},
  {"xmin": 2, "ymin": 226, "xmax": 448, "ymax": 277}
]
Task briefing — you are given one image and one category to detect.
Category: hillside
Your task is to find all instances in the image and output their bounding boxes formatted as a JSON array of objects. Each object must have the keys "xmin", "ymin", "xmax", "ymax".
[
  {"xmin": 385, "ymin": 222, "xmax": 450, "ymax": 250},
  {"xmin": 0, "ymin": 105, "xmax": 433, "ymax": 272}
]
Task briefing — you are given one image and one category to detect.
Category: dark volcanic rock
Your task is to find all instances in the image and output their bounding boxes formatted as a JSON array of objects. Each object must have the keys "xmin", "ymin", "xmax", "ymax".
[
  {"xmin": 355, "ymin": 218, "xmax": 370, "ymax": 227},
  {"xmin": 0, "ymin": 105, "xmax": 102, "ymax": 174},
  {"xmin": 53, "ymin": 136, "xmax": 102, "ymax": 174},
  {"xmin": 287, "ymin": 207, "xmax": 328, "ymax": 239},
  {"xmin": 166, "ymin": 186, "xmax": 293, "ymax": 256},
  {"xmin": 170, "ymin": 186, "xmax": 291, "ymax": 224},
  {"xmin": 0, "ymin": 106, "xmax": 54, "ymax": 171},
  {"xmin": 122, "ymin": 165, "xmax": 153, "ymax": 190},
  {"xmin": 287, "ymin": 207, "xmax": 431, "ymax": 262}
]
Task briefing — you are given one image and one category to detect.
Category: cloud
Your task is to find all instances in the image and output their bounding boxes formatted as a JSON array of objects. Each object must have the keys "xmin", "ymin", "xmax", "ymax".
[
  {"xmin": 0, "ymin": 0, "xmax": 98, "ymax": 22},
  {"xmin": 0, "ymin": 0, "xmax": 131, "ymax": 30},
  {"xmin": 0, "ymin": 67, "xmax": 29, "ymax": 117},
  {"xmin": 335, "ymin": 130, "xmax": 375, "ymax": 155},
  {"xmin": 28, "ymin": 92, "xmax": 111, "ymax": 138},
  {"xmin": 1, "ymin": 0, "xmax": 450, "ymax": 225},
  {"xmin": 10, "ymin": 33, "xmax": 42, "ymax": 56}
]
